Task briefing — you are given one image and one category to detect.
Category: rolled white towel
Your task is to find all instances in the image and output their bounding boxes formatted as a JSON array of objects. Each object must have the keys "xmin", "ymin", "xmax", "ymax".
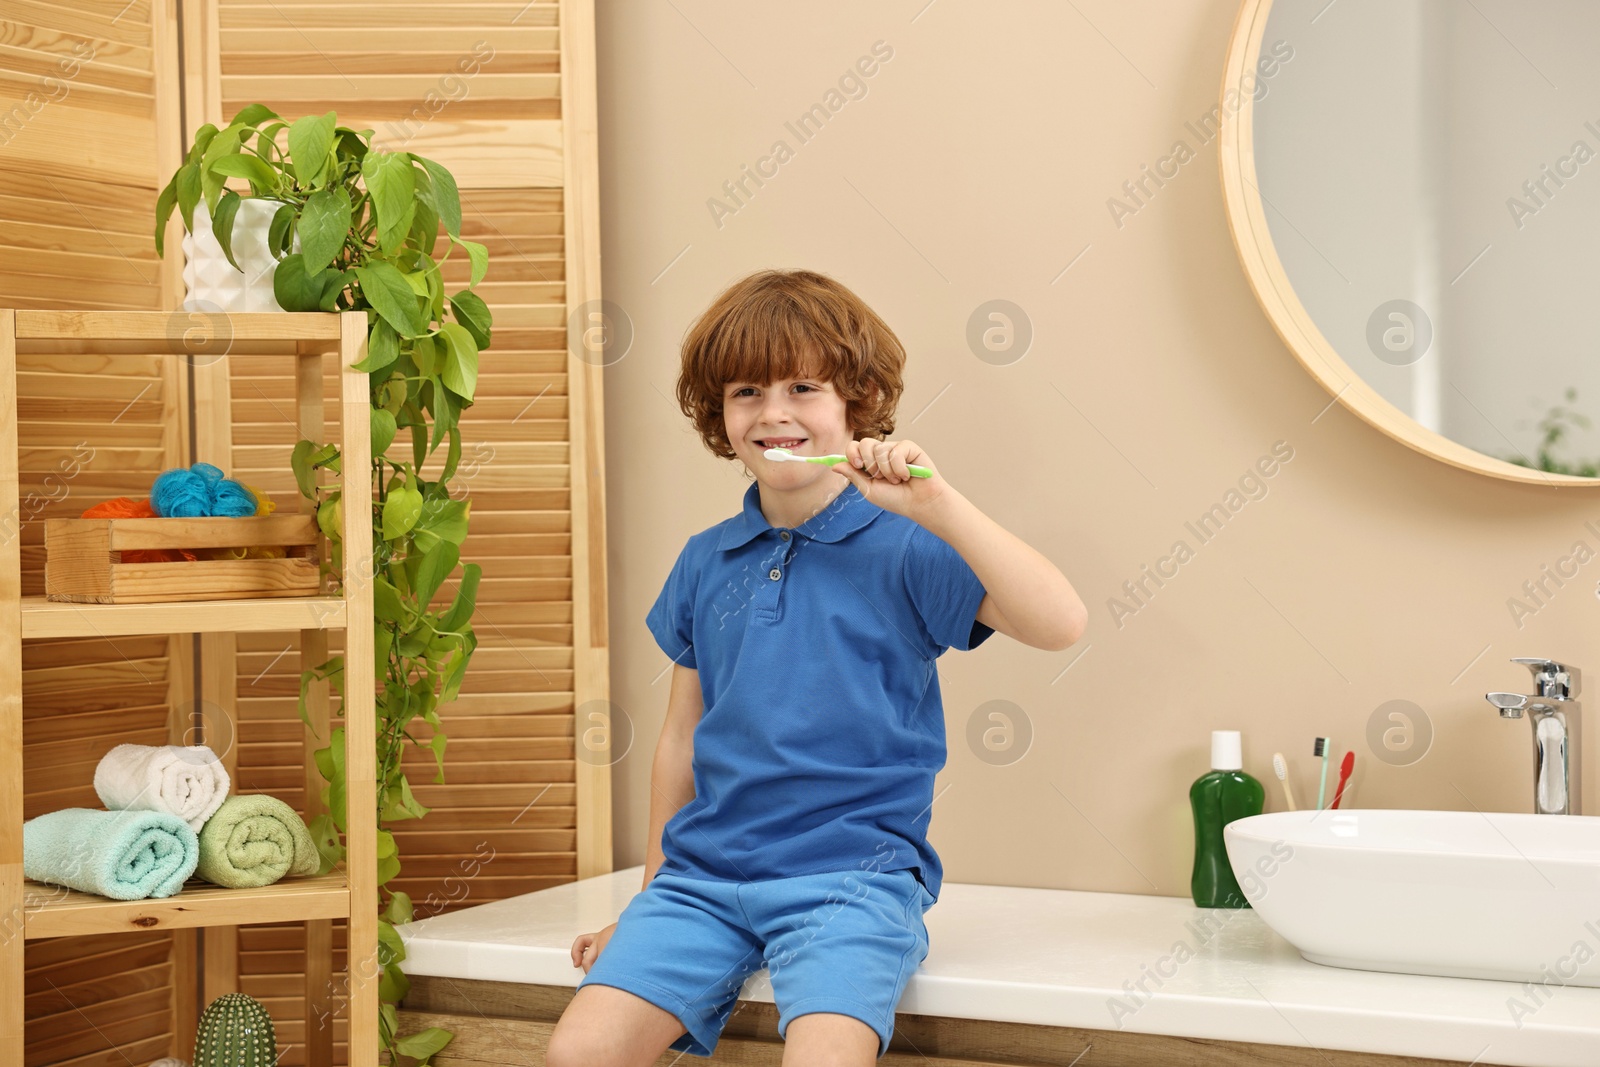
[{"xmin": 94, "ymin": 743, "xmax": 230, "ymax": 832}]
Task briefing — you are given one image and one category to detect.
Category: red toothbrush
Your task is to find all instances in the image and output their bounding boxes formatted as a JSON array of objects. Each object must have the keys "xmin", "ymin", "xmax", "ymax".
[{"xmin": 1330, "ymin": 751, "xmax": 1355, "ymax": 809}]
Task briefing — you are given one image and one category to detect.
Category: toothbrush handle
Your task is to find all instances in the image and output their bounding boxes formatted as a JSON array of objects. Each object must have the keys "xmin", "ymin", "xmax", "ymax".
[{"xmin": 815, "ymin": 456, "xmax": 933, "ymax": 478}]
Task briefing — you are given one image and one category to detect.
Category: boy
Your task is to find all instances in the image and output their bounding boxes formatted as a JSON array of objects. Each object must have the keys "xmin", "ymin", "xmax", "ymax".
[{"xmin": 548, "ymin": 269, "xmax": 1086, "ymax": 1066}]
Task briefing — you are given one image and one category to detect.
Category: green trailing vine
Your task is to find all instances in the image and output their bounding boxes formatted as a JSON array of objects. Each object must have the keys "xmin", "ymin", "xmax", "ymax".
[
  {"xmin": 157, "ymin": 105, "xmax": 488, "ymax": 1063},
  {"xmin": 1503, "ymin": 387, "xmax": 1600, "ymax": 477}
]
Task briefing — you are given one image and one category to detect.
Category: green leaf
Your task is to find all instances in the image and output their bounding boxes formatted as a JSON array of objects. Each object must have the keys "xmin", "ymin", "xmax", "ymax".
[
  {"xmin": 176, "ymin": 160, "xmax": 202, "ymax": 229},
  {"xmin": 288, "ymin": 110, "xmax": 337, "ymax": 186},
  {"xmin": 268, "ymin": 202, "xmax": 295, "ymax": 257},
  {"xmin": 403, "ymin": 269, "xmax": 431, "ymax": 299},
  {"xmin": 441, "ymin": 644, "xmax": 471, "ymax": 705},
  {"xmin": 449, "ymin": 290, "xmax": 492, "ymax": 351},
  {"xmin": 211, "ymin": 190, "xmax": 244, "ymax": 272},
  {"xmin": 383, "ymin": 483, "xmax": 424, "ymax": 539},
  {"xmin": 440, "ymin": 429, "xmax": 462, "ymax": 484},
  {"xmin": 290, "ymin": 439, "xmax": 319, "ymax": 499},
  {"xmin": 255, "ymin": 122, "xmax": 286, "ymax": 163},
  {"xmin": 296, "ymin": 666, "xmax": 322, "ymax": 735},
  {"xmin": 362, "ymin": 151, "xmax": 416, "ymax": 256},
  {"xmin": 374, "ymin": 620, "xmax": 394, "ymax": 675},
  {"xmin": 410, "ymin": 196, "xmax": 440, "ymax": 256},
  {"xmin": 230, "ymin": 103, "xmax": 281, "ymax": 128},
  {"xmin": 154, "ymin": 171, "xmax": 179, "ymax": 257},
  {"xmin": 187, "ymin": 123, "xmax": 219, "ymax": 165},
  {"xmin": 411, "ymin": 334, "xmax": 442, "ymax": 375},
  {"xmin": 354, "ymin": 318, "xmax": 400, "ymax": 374},
  {"xmin": 430, "ymin": 378, "xmax": 459, "ymax": 452},
  {"xmin": 413, "ymin": 498, "xmax": 470, "ymax": 555},
  {"xmin": 373, "ymin": 576, "xmax": 406, "ymax": 622},
  {"xmin": 325, "ymin": 726, "xmax": 348, "ymax": 832},
  {"xmin": 354, "ymin": 262, "xmax": 427, "ymax": 337},
  {"xmin": 413, "ymin": 154, "xmax": 462, "ymax": 238},
  {"xmin": 415, "ymin": 541, "xmax": 459, "ymax": 607},
  {"xmin": 273, "ymin": 254, "xmax": 327, "ymax": 313},
  {"xmin": 209, "ymin": 152, "xmax": 278, "ymax": 191},
  {"xmin": 382, "ymin": 890, "xmax": 414, "ymax": 926},
  {"xmin": 429, "ymin": 731, "xmax": 448, "ymax": 781},
  {"xmin": 371, "ymin": 407, "xmax": 397, "ymax": 458},
  {"xmin": 459, "ymin": 237, "xmax": 488, "ymax": 287},
  {"xmin": 300, "ymin": 186, "xmax": 352, "ymax": 274},
  {"xmin": 318, "ymin": 268, "xmax": 352, "ymax": 313},
  {"xmin": 379, "ymin": 961, "xmax": 410, "ymax": 1004},
  {"xmin": 199, "ymin": 126, "xmax": 242, "ymax": 214},
  {"xmin": 393, "ymin": 1028, "xmax": 454, "ymax": 1058},
  {"xmin": 308, "ymin": 812, "xmax": 343, "ymax": 875},
  {"xmin": 438, "ymin": 323, "xmax": 479, "ymax": 402},
  {"xmin": 316, "ymin": 491, "xmax": 342, "ymax": 543},
  {"xmin": 439, "ymin": 561, "xmax": 481, "ymax": 632}
]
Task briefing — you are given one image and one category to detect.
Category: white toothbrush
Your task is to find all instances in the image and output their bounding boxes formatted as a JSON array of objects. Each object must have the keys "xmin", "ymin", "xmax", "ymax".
[
  {"xmin": 1272, "ymin": 751, "xmax": 1298, "ymax": 811},
  {"xmin": 763, "ymin": 446, "xmax": 932, "ymax": 478}
]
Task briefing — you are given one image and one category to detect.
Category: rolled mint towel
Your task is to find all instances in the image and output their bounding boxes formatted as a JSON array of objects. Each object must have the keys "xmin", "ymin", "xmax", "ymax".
[
  {"xmin": 23, "ymin": 808, "xmax": 198, "ymax": 900},
  {"xmin": 196, "ymin": 794, "xmax": 320, "ymax": 888},
  {"xmin": 94, "ymin": 743, "xmax": 230, "ymax": 832}
]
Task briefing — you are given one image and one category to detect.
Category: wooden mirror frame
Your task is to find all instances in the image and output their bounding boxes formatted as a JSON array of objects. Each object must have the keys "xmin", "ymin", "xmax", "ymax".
[{"xmin": 1219, "ymin": 0, "xmax": 1597, "ymax": 487}]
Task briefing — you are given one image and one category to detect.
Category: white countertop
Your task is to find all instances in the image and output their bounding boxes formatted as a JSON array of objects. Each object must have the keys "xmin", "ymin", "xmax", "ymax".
[{"xmin": 396, "ymin": 865, "xmax": 1600, "ymax": 1066}]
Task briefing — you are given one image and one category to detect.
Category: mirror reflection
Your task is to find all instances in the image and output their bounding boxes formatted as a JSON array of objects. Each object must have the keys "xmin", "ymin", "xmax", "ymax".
[{"xmin": 1255, "ymin": 0, "xmax": 1600, "ymax": 476}]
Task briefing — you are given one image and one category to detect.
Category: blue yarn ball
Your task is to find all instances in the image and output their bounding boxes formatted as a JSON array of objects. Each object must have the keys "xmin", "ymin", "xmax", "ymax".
[
  {"xmin": 209, "ymin": 479, "xmax": 258, "ymax": 517},
  {"xmin": 151, "ymin": 469, "xmax": 212, "ymax": 517}
]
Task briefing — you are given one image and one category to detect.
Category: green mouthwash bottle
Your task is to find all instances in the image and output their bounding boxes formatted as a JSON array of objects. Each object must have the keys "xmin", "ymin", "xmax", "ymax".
[{"xmin": 1190, "ymin": 729, "xmax": 1264, "ymax": 908}]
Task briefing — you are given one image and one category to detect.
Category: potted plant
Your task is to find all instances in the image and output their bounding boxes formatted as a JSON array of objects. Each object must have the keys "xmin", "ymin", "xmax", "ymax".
[{"xmin": 156, "ymin": 103, "xmax": 489, "ymax": 1064}]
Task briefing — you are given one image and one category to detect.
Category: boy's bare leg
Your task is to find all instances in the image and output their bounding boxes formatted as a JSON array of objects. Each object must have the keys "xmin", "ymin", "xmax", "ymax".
[
  {"xmin": 782, "ymin": 1011, "xmax": 880, "ymax": 1067},
  {"xmin": 546, "ymin": 984, "xmax": 691, "ymax": 1067}
]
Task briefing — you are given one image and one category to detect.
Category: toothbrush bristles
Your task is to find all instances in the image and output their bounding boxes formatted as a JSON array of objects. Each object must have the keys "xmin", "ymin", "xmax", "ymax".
[{"xmin": 1312, "ymin": 737, "xmax": 1329, "ymax": 757}]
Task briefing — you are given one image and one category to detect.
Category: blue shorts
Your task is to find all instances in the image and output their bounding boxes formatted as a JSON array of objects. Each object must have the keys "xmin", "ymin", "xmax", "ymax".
[{"xmin": 576, "ymin": 866, "xmax": 934, "ymax": 1058}]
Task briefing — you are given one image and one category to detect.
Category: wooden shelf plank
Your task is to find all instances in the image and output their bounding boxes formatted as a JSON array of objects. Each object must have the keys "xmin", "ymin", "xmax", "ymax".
[
  {"xmin": 21, "ymin": 594, "xmax": 348, "ymax": 639},
  {"xmin": 14, "ymin": 313, "xmax": 340, "ymax": 342},
  {"xmin": 24, "ymin": 872, "xmax": 352, "ymax": 939}
]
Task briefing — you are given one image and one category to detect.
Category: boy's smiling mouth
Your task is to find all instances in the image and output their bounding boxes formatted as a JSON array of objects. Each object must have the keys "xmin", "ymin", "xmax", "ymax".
[{"xmin": 757, "ymin": 437, "xmax": 807, "ymax": 449}]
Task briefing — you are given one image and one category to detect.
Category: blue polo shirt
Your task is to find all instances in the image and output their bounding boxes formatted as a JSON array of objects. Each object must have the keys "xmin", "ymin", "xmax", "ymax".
[{"xmin": 645, "ymin": 479, "xmax": 993, "ymax": 903}]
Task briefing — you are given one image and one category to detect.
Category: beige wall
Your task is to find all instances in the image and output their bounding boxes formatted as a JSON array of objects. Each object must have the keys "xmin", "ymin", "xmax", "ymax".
[{"xmin": 594, "ymin": 0, "xmax": 1598, "ymax": 897}]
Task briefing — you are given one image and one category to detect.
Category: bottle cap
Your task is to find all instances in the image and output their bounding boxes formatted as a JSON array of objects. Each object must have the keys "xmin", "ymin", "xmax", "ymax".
[{"xmin": 1211, "ymin": 730, "xmax": 1242, "ymax": 771}]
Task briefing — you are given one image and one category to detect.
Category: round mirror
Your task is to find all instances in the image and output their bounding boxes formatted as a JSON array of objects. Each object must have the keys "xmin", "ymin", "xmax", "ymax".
[{"xmin": 1222, "ymin": 0, "xmax": 1600, "ymax": 484}]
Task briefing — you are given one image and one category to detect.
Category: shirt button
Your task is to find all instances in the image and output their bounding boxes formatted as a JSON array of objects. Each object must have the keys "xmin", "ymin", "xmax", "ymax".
[
  {"xmin": 780, "ymin": 531, "xmax": 790, "ymax": 541},
  {"xmin": 769, "ymin": 567, "xmax": 782, "ymax": 581}
]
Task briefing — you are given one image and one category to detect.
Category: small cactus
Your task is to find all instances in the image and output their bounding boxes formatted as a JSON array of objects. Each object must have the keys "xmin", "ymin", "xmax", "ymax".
[{"xmin": 194, "ymin": 993, "xmax": 278, "ymax": 1066}]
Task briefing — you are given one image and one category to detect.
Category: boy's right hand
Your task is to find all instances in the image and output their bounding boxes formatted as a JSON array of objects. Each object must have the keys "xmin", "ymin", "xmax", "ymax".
[{"xmin": 572, "ymin": 922, "xmax": 618, "ymax": 973}]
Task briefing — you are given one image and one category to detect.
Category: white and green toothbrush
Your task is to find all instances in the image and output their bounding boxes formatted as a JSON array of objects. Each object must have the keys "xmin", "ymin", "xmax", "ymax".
[{"xmin": 763, "ymin": 446, "xmax": 932, "ymax": 478}]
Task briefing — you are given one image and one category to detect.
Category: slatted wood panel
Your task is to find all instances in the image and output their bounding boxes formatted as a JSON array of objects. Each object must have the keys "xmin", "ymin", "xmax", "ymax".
[
  {"xmin": 2, "ymin": 2, "xmax": 192, "ymax": 1062},
  {"xmin": 193, "ymin": 1, "xmax": 610, "ymax": 1061}
]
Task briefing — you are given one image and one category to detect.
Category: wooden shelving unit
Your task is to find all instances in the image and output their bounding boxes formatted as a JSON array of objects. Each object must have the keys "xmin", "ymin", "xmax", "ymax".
[{"xmin": 0, "ymin": 310, "xmax": 378, "ymax": 1065}]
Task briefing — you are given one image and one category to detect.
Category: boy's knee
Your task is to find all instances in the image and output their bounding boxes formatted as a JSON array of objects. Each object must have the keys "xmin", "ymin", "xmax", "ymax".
[
  {"xmin": 547, "ymin": 1010, "xmax": 654, "ymax": 1067},
  {"xmin": 545, "ymin": 1025, "xmax": 604, "ymax": 1067}
]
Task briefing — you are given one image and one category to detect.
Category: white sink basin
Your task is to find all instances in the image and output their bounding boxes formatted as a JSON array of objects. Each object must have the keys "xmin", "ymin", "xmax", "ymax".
[{"xmin": 1224, "ymin": 809, "xmax": 1600, "ymax": 986}]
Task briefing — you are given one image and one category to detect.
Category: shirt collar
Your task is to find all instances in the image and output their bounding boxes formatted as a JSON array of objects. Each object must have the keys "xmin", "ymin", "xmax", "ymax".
[{"xmin": 717, "ymin": 480, "xmax": 882, "ymax": 551}]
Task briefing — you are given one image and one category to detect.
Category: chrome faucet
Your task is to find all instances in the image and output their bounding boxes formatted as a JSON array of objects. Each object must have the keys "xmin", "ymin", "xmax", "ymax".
[{"xmin": 1486, "ymin": 657, "xmax": 1582, "ymax": 816}]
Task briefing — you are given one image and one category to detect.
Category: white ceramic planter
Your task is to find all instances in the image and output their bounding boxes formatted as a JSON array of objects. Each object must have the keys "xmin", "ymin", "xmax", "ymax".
[{"xmin": 181, "ymin": 197, "xmax": 296, "ymax": 313}]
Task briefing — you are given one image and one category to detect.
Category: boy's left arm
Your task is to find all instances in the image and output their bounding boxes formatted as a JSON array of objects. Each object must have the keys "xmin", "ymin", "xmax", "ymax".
[{"xmin": 918, "ymin": 487, "xmax": 1087, "ymax": 652}]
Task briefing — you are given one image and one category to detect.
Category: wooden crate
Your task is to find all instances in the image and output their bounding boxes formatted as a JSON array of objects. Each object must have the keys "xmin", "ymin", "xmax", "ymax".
[{"xmin": 44, "ymin": 514, "xmax": 322, "ymax": 604}]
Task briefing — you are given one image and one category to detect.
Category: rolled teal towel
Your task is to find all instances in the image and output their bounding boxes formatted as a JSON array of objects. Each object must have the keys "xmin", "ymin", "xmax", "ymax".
[
  {"xmin": 23, "ymin": 808, "xmax": 198, "ymax": 900},
  {"xmin": 196, "ymin": 794, "xmax": 320, "ymax": 888}
]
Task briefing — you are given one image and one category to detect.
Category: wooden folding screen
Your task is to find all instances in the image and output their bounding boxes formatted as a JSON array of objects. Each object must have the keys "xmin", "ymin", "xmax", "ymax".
[
  {"xmin": 4, "ymin": 0, "xmax": 609, "ymax": 1062},
  {"xmin": 183, "ymin": 0, "xmax": 611, "ymax": 1063},
  {"xmin": 2, "ymin": 0, "xmax": 195, "ymax": 1062}
]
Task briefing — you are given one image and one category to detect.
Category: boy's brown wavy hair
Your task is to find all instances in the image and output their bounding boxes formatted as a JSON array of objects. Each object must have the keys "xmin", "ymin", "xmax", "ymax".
[{"xmin": 675, "ymin": 269, "xmax": 905, "ymax": 462}]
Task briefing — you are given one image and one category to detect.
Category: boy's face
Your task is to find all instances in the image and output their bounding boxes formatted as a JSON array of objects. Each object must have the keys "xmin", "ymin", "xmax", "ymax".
[{"xmin": 722, "ymin": 373, "xmax": 853, "ymax": 485}]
